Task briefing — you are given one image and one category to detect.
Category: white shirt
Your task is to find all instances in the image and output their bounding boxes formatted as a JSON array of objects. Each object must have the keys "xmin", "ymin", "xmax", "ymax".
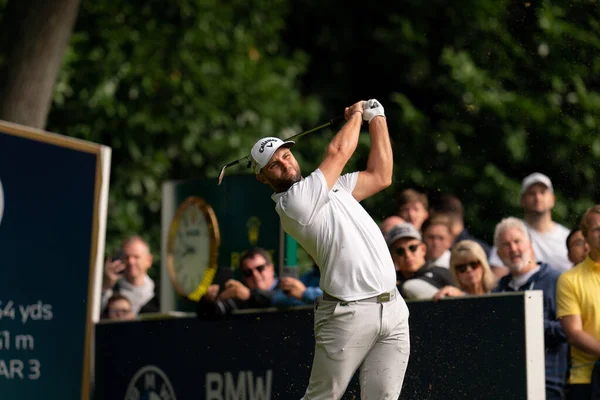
[
  {"xmin": 101, "ymin": 276, "xmax": 155, "ymax": 315},
  {"xmin": 507, "ymin": 265, "xmax": 541, "ymax": 291},
  {"xmin": 272, "ymin": 169, "xmax": 396, "ymax": 301},
  {"xmin": 489, "ymin": 221, "xmax": 571, "ymax": 273},
  {"xmin": 426, "ymin": 249, "xmax": 451, "ymax": 269}
]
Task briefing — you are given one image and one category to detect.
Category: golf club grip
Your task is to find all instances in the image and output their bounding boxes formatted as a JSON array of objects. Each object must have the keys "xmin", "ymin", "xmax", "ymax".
[
  {"xmin": 287, "ymin": 114, "xmax": 345, "ymax": 141},
  {"xmin": 329, "ymin": 114, "xmax": 345, "ymax": 125}
]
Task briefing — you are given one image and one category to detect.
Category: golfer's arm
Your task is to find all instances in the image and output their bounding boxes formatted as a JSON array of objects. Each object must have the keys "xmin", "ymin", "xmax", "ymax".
[
  {"xmin": 352, "ymin": 116, "xmax": 392, "ymax": 201},
  {"xmin": 560, "ymin": 314, "xmax": 600, "ymax": 357},
  {"xmin": 319, "ymin": 112, "xmax": 362, "ymax": 190}
]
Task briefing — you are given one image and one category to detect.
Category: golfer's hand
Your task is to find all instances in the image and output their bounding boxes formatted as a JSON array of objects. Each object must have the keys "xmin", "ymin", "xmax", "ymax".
[
  {"xmin": 102, "ymin": 257, "xmax": 125, "ymax": 291},
  {"xmin": 280, "ymin": 277, "xmax": 306, "ymax": 300},
  {"xmin": 344, "ymin": 100, "xmax": 365, "ymax": 121},
  {"xmin": 432, "ymin": 286, "xmax": 465, "ymax": 302},
  {"xmin": 219, "ymin": 279, "xmax": 251, "ymax": 301},
  {"xmin": 363, "ymin": 99, "xmax": 385, "ymax": 123}
]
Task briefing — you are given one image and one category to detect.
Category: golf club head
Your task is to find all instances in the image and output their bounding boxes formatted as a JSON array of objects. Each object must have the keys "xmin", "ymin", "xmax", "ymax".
[
  {"xmin": 217, "ymin": 156, "xmax": 249, "ymax": 185},
  {"xmin": 217, "ymin": 165, "xmax": 227, "ymax": 185}
]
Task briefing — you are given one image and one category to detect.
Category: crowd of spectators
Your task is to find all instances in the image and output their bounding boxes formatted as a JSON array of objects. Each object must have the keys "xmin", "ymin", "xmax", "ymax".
[{"xmin": 101, "ymin": 172, "xmax": 599, "ymax": 399}]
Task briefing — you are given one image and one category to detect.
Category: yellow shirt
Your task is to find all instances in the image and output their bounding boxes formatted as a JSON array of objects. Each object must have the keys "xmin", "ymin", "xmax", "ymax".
[{"xmin": 556, "ymin": 257, "xmax": 600, "ymax": 384}]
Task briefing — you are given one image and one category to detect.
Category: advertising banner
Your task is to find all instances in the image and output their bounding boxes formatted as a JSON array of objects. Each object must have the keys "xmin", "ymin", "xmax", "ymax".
[{"xmin": 95, "ymin": 292, "xmax": 544, "ymax": 399}]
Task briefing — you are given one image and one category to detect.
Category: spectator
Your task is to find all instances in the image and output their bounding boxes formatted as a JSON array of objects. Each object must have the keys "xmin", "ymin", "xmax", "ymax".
[
  {"xmin": 566, "ymin": 228, "xmax": 589, "ymax": 266},
  {"xmin": 430, "ymin": 193, "xmax": 492, "ymax": 258},
  {"xmin": 492, "ymin": 217, "xmax": 568, "ymax": 400},
  {"xmin": 273, "ymin": 262, "xmax": 322, "ymax": 307},
  {"xmin": 196, "ymin": 247, "xmax": 277, "ymax": 318},
  {"xmin": 557, "ymin": 205, "xmax": 600, "ymax": 399},
  {"xmin": 433, "ymin": 240, "xmax": 496, "ymax": 300},
  {"xmin": 101, "ymin": 236, "xmax": 159, "ymax": 316},
  {"xmin": 387, "ymin": 223, "xmax": 454, "ymax": 300},
  {"xmin": 102, "ymin": 293, "xmax": 135, "ymax": 321},
  {"xmin": 422, "ymin": 213, "xmax": 454, "ymax": 269},
  {"xmin": 380, "ymin": 215, "xmax": 406, "ymax": 236},
  {"xmin": 489, "ymin": 173, "xmax": 571, "ymax": 277},
  {"xmin": 396, "ymin": 189, "xmax": 429, "ymax": 231}
]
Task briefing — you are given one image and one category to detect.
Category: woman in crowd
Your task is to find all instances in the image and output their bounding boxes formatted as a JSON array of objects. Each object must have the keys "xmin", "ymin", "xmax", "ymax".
[{"xmin": 433, "ymin": 240, "xmax": 496, "ymax": 300}]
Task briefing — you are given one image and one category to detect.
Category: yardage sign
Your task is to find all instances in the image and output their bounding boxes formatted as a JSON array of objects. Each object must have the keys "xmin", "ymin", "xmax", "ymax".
[{"xmin": 0, "ymin": 120, "xmax": 110, "ymax": 400}]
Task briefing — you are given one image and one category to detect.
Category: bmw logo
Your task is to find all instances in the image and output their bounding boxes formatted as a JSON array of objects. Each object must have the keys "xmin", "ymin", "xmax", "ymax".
[{"xmin": 125, "ymin": 365, "xmax": 176, "ymax": 400}]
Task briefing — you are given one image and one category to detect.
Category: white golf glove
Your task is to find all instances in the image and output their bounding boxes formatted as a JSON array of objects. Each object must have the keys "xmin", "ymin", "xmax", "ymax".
[{"xmin": 363, "ymin": 99, "xmax": 385, "ymax": 123}]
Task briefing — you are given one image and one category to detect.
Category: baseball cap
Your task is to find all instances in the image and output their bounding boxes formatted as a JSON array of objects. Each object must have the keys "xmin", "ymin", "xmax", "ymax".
[
  {"xmin": 250, "ymin": 137, "xmax": 295, "ymax": 174},
  {"xmin": 521, "ymin": 172, "xmax": 553, "ymax": 194},
  {"xmin": 386, "ymin": 223, "xmax": 422, "ymax": 246}
]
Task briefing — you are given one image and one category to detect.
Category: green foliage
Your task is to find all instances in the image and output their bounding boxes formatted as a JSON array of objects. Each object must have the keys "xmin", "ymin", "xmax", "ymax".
[
  {"xmin": 45, "ymin": 0, "xmax": 320, "ymax": 276},
  {"xmin": 4, "ymin": 0, "xmax": 599, "ymax": 268},
  {"xmin": 286, "ymin": 0, "xmax": 600, "ymax": 240}
]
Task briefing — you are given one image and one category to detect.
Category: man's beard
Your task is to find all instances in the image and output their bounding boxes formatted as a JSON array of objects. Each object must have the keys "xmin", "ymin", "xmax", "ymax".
[
  {"xmin": 273, "ymin": 175, "xmax": 301, "ymax": 192},
  {"xmin": 507, "ymin": 251, "xmax": 531, "ymax": 274},
  {"xmin": 272, "ymin": 169, "xmax": 301, "ymax": 192}
]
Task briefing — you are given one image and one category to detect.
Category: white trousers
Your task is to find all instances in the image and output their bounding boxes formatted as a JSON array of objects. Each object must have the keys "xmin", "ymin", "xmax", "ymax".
[{"xmin": 301, "ymin": 288, "xmax": 410, "ymax": 400}]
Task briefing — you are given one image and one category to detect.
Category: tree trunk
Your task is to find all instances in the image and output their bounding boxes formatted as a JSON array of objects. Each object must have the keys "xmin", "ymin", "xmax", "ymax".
[{"xmin": 0, "ymin": 0, "xmax": 81, "ymax": 129}]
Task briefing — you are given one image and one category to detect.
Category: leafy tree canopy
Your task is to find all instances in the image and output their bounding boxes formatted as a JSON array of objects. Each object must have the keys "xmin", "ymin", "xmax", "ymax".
[
  {"xmin": 2, "ymin": 0, "xmax": 598, "ymax": 270},
  {"xmin": 44, "ymin": 0, "xmax": 321, "ymax": 265},
  {"xmin": 285, "ymin": 0, "xmax": 600, "ymax": 240}
]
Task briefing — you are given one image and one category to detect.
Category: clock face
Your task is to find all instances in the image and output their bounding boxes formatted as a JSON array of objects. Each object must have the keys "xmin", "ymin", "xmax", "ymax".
[{"xmin": 167, "ymin": 197, "xmax": 220, "ymax": 299}]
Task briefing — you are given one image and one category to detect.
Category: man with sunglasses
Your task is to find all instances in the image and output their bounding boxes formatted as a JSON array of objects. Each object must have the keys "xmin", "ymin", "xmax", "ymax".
[
  {"xmin": 492, "ymin": 217, "xmax": 568, "ymax": 400},
  {"xmin": 250, "ymin": 99, "xmax": 410, "ymax": 400},
  {"xmin": 387, "ymin": 222, "xmax": 454, "ymax": 299},
  {"xmin": 196, "ymin": 247, "xmax": 278, "ymax": 318}
]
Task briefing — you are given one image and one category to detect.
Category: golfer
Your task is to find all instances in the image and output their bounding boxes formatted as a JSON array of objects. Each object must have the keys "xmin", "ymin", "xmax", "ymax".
[{"xmin": 250, "ymin": 99, "xmax": 410, "ymax": 399}]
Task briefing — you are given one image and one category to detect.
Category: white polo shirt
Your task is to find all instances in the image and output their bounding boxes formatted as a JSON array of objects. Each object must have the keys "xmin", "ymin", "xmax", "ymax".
[{"xmin": 272, "ymin": 169, "xmax": 396, "ymax": 301}]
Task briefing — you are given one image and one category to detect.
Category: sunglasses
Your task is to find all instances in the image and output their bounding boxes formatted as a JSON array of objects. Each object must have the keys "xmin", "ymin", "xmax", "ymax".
[
  {"xmin": 242, "ymin": 264, "xmax": 267, "ymax": 278},
  {"xmin": 455, "ymin": 261, "xmax": 481, "ymax": 273},
  {"xmin": 394, "ymin": 244, "xmax": 420, "ymax": 257}
]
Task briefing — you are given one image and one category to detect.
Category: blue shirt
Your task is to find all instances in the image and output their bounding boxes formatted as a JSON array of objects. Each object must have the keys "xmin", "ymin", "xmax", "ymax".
[{"xmin": 272, "ymin": 267, "xmax": 322, "ymax": 307}]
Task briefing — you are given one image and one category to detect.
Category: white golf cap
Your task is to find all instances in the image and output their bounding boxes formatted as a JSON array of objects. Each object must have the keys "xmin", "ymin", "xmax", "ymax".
[
  {"xmin": 250, "ymin": 137, "xmax": 295, "ymax": 174},
  {"xmin": 521, "ymin": 172, "xmax": 553, "ymax": 194},
  {"xmin": 386, "ymin": 223, "xmax": 422, "ymax": 247}
]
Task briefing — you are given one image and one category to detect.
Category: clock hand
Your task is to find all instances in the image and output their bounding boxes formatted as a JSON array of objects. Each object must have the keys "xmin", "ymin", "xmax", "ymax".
[
  {"xmin": 185, "ymin": 245, "xmax": 196, "ymax": 256},
  {"xmin": 179, "ymin": 246, "xmax": 197, "ymax": 257}
]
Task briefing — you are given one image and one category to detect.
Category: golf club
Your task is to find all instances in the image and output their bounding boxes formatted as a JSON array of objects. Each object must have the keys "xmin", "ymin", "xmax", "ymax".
[{"xmin": 217, "ymin": 114, "xmax": 344, "ymax": 185}]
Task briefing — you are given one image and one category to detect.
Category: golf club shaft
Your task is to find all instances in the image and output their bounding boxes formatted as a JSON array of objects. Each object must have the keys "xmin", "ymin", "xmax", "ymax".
[
  {"xmin": 285, "ymin": 115, "xmax": 344, "ymax": 142},
  {"xmin": 218, "ymin": 114, "xmax": 345, "ymax": 184}
]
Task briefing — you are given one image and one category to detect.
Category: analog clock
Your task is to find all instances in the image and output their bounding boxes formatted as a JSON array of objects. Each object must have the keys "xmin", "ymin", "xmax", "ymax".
[{"xmin": 167, "ymin": 196, "xmax": 220, "ymax": 301}]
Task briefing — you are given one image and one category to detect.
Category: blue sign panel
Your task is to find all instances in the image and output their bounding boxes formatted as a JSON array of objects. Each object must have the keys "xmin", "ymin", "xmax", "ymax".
[{"xmin": 0, "ymin": 122, "xmax": 109, "ymax": 400}]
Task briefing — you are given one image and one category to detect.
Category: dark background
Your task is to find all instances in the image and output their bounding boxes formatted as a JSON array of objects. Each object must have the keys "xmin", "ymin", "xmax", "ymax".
[{"xmin": 96, "ymin": 293, "xmax": 531, "ymax": 400}]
